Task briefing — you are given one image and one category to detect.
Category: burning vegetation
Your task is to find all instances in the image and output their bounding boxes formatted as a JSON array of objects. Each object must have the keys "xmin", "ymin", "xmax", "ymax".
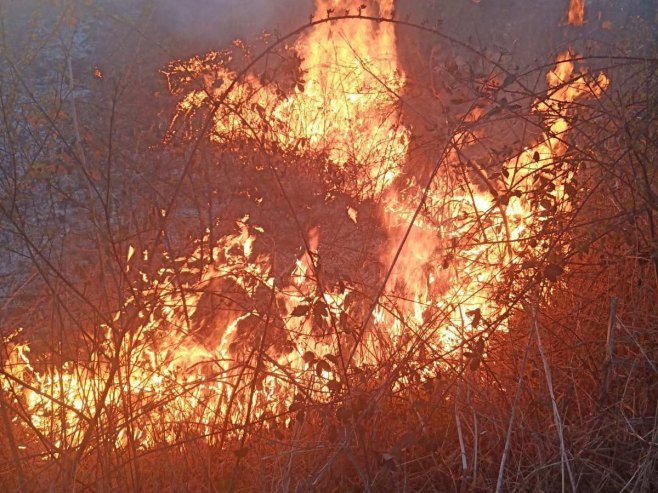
[{"xmin": 1, "ymin": 0, "xmax": 657, "ymax": 491}]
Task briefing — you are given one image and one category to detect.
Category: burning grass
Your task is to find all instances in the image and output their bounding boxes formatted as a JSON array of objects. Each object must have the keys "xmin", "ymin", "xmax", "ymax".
[{"xmin": 1, "ymin": 1, "xmax": 657, "ymax": 491}]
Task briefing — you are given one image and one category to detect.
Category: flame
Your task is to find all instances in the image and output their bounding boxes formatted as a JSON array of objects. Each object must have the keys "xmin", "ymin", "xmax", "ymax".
[
  {"xmin": 164, "ymin": 0, "xmax": 409, "ymax": 199},
  {"xmin": 1, "ymin": 0, "xmax": 610, "ymax": 458},
  {"xmin": 567, "ymin": 0, "xmax": 585, "ymax": 26},
  {"xmin": 379, "ymin": 51, "xmax": 608, "ymax": 352}
]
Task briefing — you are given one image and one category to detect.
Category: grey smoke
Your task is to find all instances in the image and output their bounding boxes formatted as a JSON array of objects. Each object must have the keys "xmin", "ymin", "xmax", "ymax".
[{"xmin": 157, "ymin": 0, "xmax": 310, "ymax": 49}]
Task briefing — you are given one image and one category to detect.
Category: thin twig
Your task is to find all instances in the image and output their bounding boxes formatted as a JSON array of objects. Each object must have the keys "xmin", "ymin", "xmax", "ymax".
[
  {"xmin": 532, "ymin": 305, "xmax": 577, "ymax": 493},
  {"xmin": 496, "ymin": 320, "xmax": 534, "ymax": 493}
]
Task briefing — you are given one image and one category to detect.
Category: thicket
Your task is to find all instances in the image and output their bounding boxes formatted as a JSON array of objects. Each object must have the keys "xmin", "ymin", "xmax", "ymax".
[{"xmin": 0, "ymin": 2, "xmax": 657, "ymax": 492}]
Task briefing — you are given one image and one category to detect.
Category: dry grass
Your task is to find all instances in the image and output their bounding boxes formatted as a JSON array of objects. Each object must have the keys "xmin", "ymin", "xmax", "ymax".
[{"xmin": 1, "ymin": 9, "xmax": 657, "ymax": 493}]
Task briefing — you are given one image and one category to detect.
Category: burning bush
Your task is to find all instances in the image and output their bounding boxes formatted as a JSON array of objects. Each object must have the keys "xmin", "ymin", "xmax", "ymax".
[{"xmin": 1, "ymin": 0, "xmax": 656, "ymax": 491}]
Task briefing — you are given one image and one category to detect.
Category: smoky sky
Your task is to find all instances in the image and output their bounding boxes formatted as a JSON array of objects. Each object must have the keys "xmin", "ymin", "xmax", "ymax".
[
  {"xmin": 157, "ymin": 0, "xmax": 310, "ymax": 50},
  {"xmin": 155, "ymin": 0, "xmax": 656, "ymax": 68}
]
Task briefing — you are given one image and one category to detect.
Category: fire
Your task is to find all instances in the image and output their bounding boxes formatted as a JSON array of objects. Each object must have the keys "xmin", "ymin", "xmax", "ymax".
[
  {"xmin": 567, "ymin": 0, "xmax": 585, "ymax": 26},
  {"xmin": 380, "ymin": 50, "xmax": 608, "ymax": 353},
  {"xmin": 164, "ymin": 0, "xmax": 409, "ymax": 199},
  {"xmin": 1, "ymin": 0, "xmax": 609, "ymax": 458}
]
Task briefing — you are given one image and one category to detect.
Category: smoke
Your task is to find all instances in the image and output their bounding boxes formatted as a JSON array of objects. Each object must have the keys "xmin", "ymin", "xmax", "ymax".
[
  {"xmin": 395, "ymin": 0, "xmax": 657, "ymax": 66},
  {"xmin": 157, "ymin": 0, "xmax": 310, "ymax": 50}
]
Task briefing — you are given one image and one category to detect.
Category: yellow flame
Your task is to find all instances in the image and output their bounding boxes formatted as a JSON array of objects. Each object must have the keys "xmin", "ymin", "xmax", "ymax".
[
  {"xmin": 164, "ymin": 0, "xmax": 409, "ymax": 199},
  {"xmin": 1, "ymin": 0, "xmax": 610, "ymax": 455}
]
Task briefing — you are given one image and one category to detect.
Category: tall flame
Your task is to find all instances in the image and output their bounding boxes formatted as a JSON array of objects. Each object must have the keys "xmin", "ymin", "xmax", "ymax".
[
  {"xmin": 165, "ymin": 0, "xmax": 409, "ymax": 198},
  {"xmin": 380, "ymin": 50, "xmax": 608, "ymax": 352}
]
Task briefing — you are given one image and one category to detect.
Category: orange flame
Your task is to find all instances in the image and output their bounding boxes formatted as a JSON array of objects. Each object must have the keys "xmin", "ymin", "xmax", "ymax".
[
  {"xmin": 1, "ymin": 1, "xmax": 610, "ymax": 456},
  {"xmin": 164, "ymin": 0, "xmax": 409, "ymax": 199},
  {"xmin": 567, "ymin": 0, "xmax": 585, "ymax": 26}
]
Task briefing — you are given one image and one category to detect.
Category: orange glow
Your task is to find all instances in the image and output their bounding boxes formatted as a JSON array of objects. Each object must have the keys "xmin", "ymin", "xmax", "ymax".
[
  {"xmin": 567, "ymin": 0, "xmax": 585, "ymax": 26},
  {"xmin": 164, "ymin": 0, "xmax": 409, "ymax": 199},
  {"xmin": 1, "ymin": 1, "xmax": 610, "ymax": 455}
]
